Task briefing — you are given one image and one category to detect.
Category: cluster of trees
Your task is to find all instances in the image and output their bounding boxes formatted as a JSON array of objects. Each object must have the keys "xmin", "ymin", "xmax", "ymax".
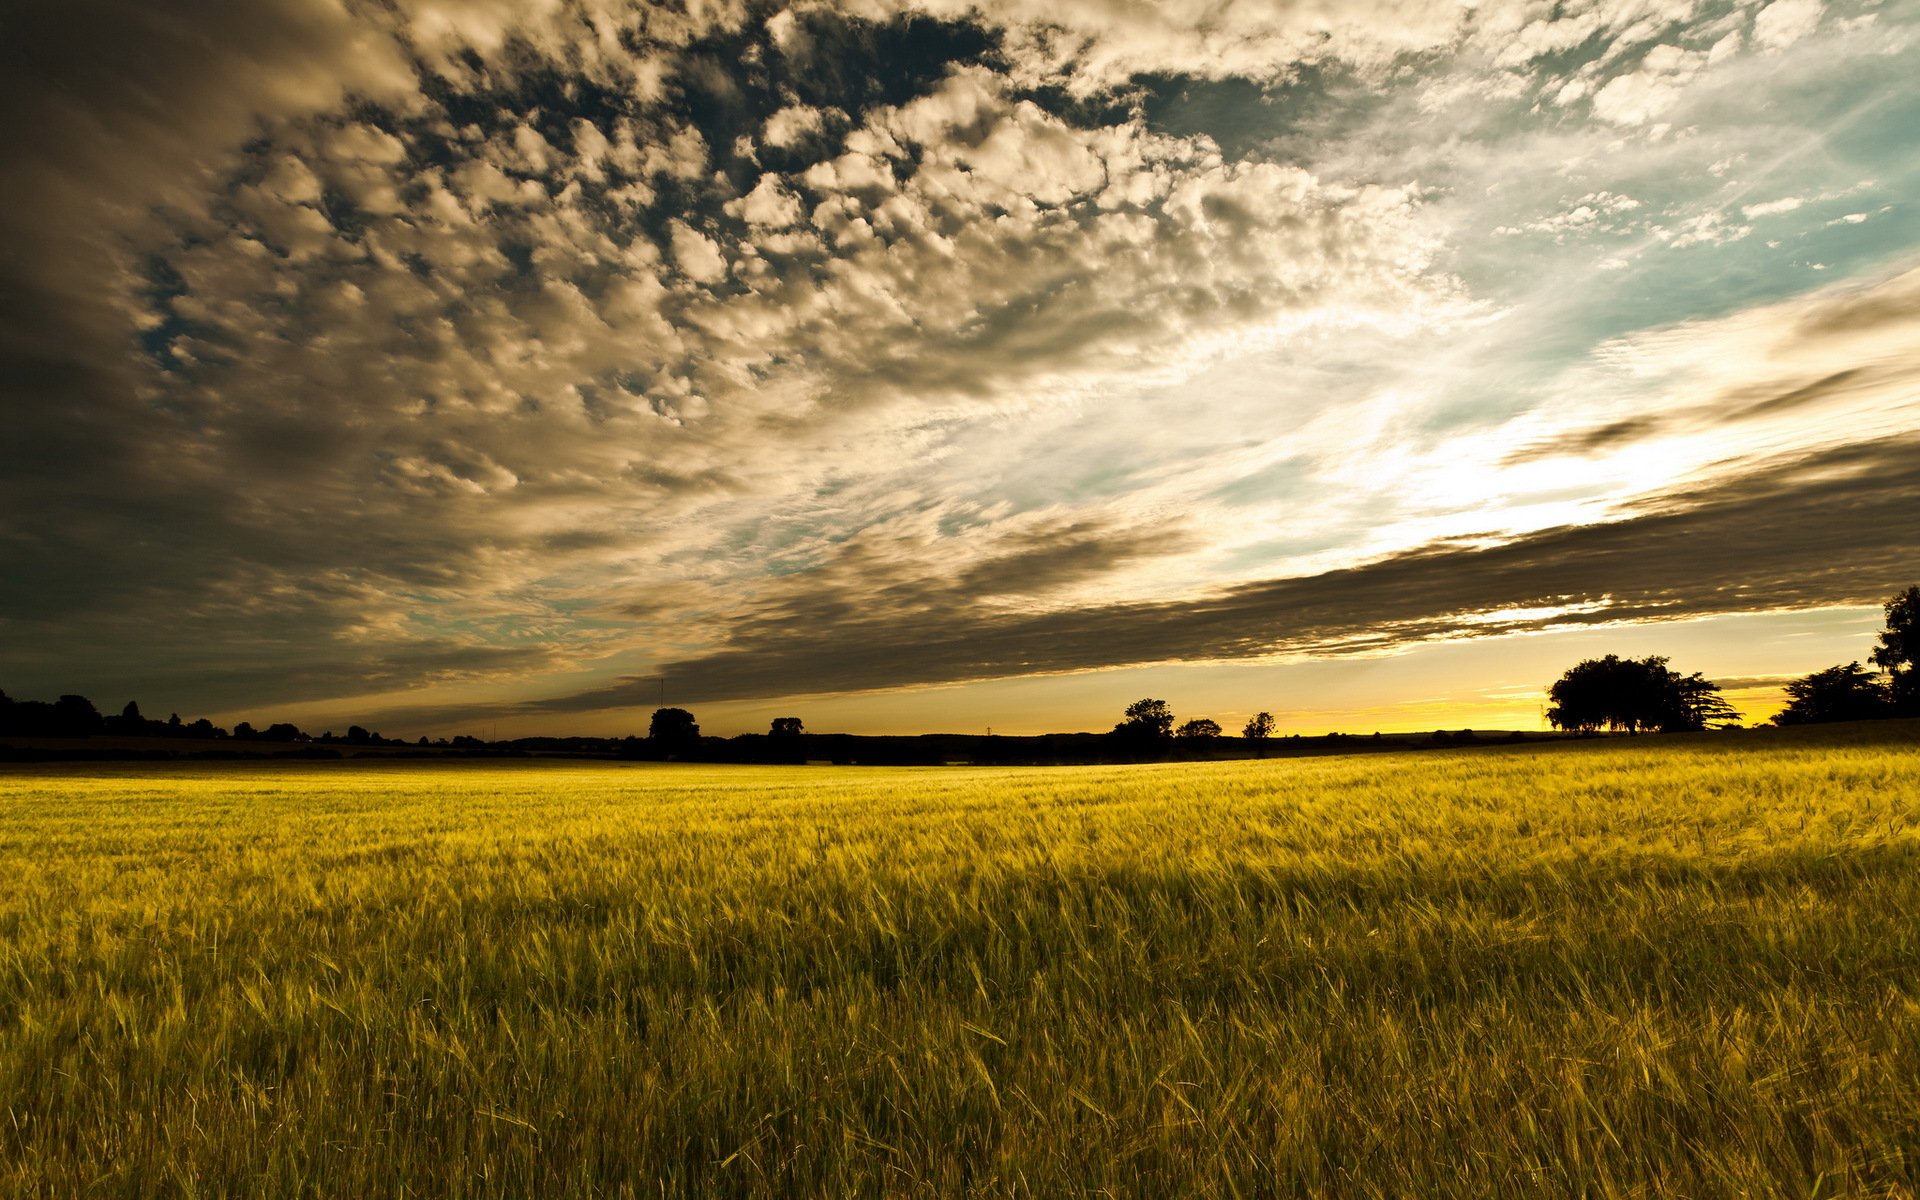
[
  {"xmin": 0, "ymin": 693, "xmax": 239, "ymax": 741},
  {"xmin": 1546, "ymin": 656, "xmax": 1739, "ymax": 734},
  {"xmin": 0, "ymin": 691, "xmax": 414, "ymax": 747},
  {"xmin": 1544, "ymin": 586, "xmax": 1920, "ymax": 733},
  {"xmin": 625, "ymin": 709, "xmax": 807, "ymax": 761},
  {"xmin": 1775, "ymin": 586, "xmax": 1919, "ymax": 725},
  {"xmin": 1110, "ymin": 699, "xmax": 1278, "ymax": 751}
]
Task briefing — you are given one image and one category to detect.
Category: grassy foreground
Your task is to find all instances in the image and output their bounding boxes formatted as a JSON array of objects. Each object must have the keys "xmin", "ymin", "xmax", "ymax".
[{"xmin": 1, "ymin": 728, "xmax": 1917, "ymax": 1197}]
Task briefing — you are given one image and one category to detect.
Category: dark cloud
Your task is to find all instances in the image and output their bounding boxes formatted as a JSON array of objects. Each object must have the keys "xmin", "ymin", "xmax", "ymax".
[
  {"xmin": 956, "ymin": 522, "xmax": 1188, "ymax": 597},
  {"xmin": 1726, "ymin": 367, "xmax": 1871, "ymax": 421},
  {"xmin": 1506, "ymin": 415, "xmax": 1665, "ymax": 463},
  {"xmin": 1711, "ymin": 675, "xmax": 1812, "ymax": 691},
  {"xmin": 485, "ymin": 435, "xmax": 1920, "ymax": 714},
  {"xmin": 1, "ymin": 0, "xmax": 1448, "ymax": 715},
  {"xmin": 1505, "ymin": 365, "xmax": 1914, "ymax": 465}
]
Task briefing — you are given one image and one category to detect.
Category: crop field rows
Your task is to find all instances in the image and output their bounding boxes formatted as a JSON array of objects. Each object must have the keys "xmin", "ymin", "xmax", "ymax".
[{"xmin": 1, "ymin": 726, "xmax": 1917, "ymax": 1197}]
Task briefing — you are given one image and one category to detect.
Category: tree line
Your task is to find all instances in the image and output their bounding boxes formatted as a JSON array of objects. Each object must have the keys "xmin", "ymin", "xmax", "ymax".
[
  {"xmin": 0, "ymin": 693, "xmax": 410, "ymax": 746},
  {"xmin": 6, "ymin": 585, "xmax": 1914, "ymax": 757},
  {"xmin": 1544, "ymin": 586, "xmax": 1919, "ymax": 733},
  {"xmin": 1773, "ymin": 586, "xmax": 1919, "ymax": 724}
]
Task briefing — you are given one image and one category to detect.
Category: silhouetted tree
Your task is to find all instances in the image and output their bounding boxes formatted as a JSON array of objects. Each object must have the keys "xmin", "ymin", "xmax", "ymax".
[
  {"xmin": 53, "ymin": 695, "xmax": 104, "ymax": 738},
  {"xmin": 2, "ymin": 699, "xmax": 46, "ymax": 736},
  {"xmin": 1116, "ymin": 698, "xmax": 1174, "ymax": 739},
  {"xmin": 1242, "ymin": 711, "xmax": 1275, "ymax": 757},
  {"xmin": 1547, "ymin": 655, "xmax": 1733, "ymax": 734},
  {"xmin": 1177, "ymin": 718, "xmax": 1222, "ymax": 740},
  {"xmin": 233, "ymin": 721, "xmax": 257, "ymax": 740},
  {"xmin": 261, "ymin": 722, "xmax": 305, "ymax": 742},
  {"xmin": 1775, "ymin": 663, "xmax": 1892, "ymax": 725},
  {"xmin": 649, "ymin": 707, "xmax": 701, "ymax": 755},
  {"xmin": 1670, "ymin": 671, "xmax": 1742, "ymax": 731},
  {"xmin": 107, "ymin": 700, "xmax": 148, "ymax": 736},
  {"xmin": 1107, "ymin": 698, "xmax": 1174, "ymax": 756},
  {"xmin": 1548, "ymin": 656, "xmax": 1654, "ymax": 733},
  {"xmin": 769, "ymin": 717, "xmax": 804, "ymax": 738},
  {"xmin": 1872, "ymin": 585, "xmax": 1920, "ymax": 714}
]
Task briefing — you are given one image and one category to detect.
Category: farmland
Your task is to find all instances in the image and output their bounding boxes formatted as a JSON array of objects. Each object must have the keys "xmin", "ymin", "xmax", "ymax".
[{"xmin": 1, "ymin": 725, "xmax": 1917, "ymax": 1197}]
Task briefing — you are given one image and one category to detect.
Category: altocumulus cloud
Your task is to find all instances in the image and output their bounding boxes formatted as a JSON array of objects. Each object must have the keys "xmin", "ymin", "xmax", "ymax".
[{"xmin": 0, "ymin": 0, "xmax": 1916, "ymax": 725}]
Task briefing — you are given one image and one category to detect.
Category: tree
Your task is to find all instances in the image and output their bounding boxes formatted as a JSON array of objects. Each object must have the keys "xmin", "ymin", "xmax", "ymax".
[
  {"xmin": 1669, "ymin": 671, "xmax": 1742, "ymax": 731},
  {"xmin": 1775, "ymin": 663, "xmax": 1891, "ymax": 725},
  {"xmin": 1242, "ymin": 711, "xmax": 1275, "ymax": 757},
  {"xmin": 1108, "ymin": 698, "xmax": 1175, "ymax": 757},
  {"xmin": 759, "ymin": 717, "xmax": 805, "ymax": 763},
  {"xmin": 1116, "ymin": 698, "xmax": 1174, "ymax": 740},
  {"xmin": 1546, "ymin": 655, "xmax": 1733, "ymax": 734},
  {"xmin": 649, "ymin": 707, "xmax": 701, "ymax": 755},
  {"xmin": 52, "ymin": 695, "xmax": 103, "ymax": 738},
  {"xmin": 108, "ymin": 700, "xmax": 148, "ymax": 736},
  {"xmin": 1547, "ymin": 656, "xmax": 1658, "ymax": 733},
  {"xmin": 1177, "ymin": 718, "xmax": 1222, "ymax": 740},
  {"xmin": 1871, "ymin": 585, "xmax": 1920, "ymax": 713}
]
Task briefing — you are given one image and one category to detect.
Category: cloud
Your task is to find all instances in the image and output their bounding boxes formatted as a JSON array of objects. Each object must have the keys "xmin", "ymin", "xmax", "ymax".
[
  {"xmin": 1590, "ymin": 43, "xmax": 1710, "ymax": 125},
  {"xmin": 1469, "ymin": 265, "xmax": 1920, "ymax": 552},
  {"xmin": 0, "ymin": 0, "xmax": 1459, "ymax": 707},
  {"xmin": 1496, "ymin": 191, "xmax": 1643, "ymax": 239},
  {"xmin": 761, "ymin": 103, "xmax": 834, "ymax": 148},
  {"xmin": 669, "ymin": 220, "xmax": 731, "ymax": 282},
  {"xmin": 1753, "ymin": 0, "xmax": 1826, "ymax": 51},
  {"xmin": 1744, "ymin": 196, "xmax": 1807, "ymax": 219},
  {"xmin": 1, "ymin": 0, "xmax": 1913, "ymax": 726},
  {"xmin": 473, "ymin": 434, "xmax": 1920, "ymax": 714}
]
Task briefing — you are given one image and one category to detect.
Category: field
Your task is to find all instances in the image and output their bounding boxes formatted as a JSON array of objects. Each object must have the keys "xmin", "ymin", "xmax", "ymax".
[{"xmin": 1, "ymin": 726, "xmax": 1917, "ymax": 1197}]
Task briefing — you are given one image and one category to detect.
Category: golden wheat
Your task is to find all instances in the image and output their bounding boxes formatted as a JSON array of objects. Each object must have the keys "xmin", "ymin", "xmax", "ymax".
[{"xmin": 0, "ymin": 725, "xmax": 1916, "ymax": 1197}]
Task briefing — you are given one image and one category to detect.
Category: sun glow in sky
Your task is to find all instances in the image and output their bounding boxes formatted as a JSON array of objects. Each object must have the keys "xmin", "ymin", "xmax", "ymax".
[{"xmin": 2, "ymin": 0, "xmax": 1916, "ymax": 737}]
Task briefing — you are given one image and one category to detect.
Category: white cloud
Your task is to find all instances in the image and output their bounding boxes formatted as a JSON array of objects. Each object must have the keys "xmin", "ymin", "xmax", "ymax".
[
  {"xmin": 1743, "ymin": 196, "xmax": 1806, "ymax": 219},
  {"xmin": 1497, "ymin": 191, "xmax": 1643, "ymax": 239},
  {"xmin": 762, "ymin": 104, "xmax": 832, "ymax": 148},
  {"xmin": 1753, "ymin": 0, "xmax": 1825, "ymax": 51},
  {"xmin": 669, "ymin": 221, "xmax": 729, "ymax": 283},
  {"xmin": 1590, "ymin": 43, "xmax": 1708, "ymax": 125},
  {"xmin": 728, "ymin": 174, "xmax": 805, "ymax": 228},
  {"xmin": 1662, "ymin": 209, "xmax": 1754, "ymax": 248}
]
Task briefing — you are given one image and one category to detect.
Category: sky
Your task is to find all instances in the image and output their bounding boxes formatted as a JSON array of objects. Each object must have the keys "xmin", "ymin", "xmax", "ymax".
[{"xmin": 1, "ymin": 0, "xmax": 1916, "ymax": 739}]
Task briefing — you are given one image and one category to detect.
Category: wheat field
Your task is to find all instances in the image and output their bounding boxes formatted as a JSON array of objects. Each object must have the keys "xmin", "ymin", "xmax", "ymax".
[{"xmin": 1, "ymin": 726, "xmax": 1917, "ymax": 1197}]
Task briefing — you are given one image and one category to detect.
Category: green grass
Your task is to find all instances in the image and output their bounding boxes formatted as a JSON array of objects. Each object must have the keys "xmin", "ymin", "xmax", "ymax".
[{"xmin": 1, "ymin": 725, "xmax": 1918, "ymax": 1197}]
